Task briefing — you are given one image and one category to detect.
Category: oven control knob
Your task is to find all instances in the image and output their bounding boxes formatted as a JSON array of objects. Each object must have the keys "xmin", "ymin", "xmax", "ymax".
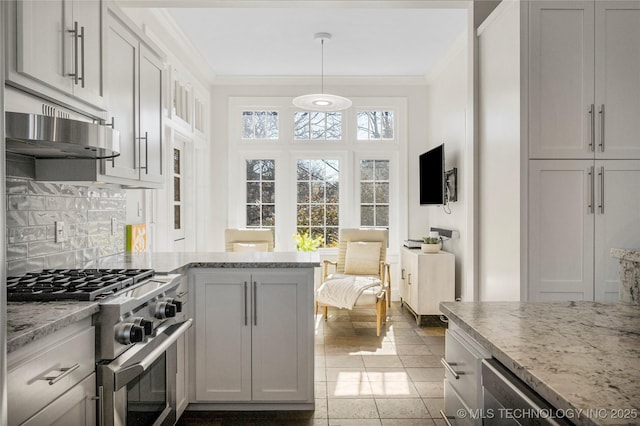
[
  {"xmin": 166, "ymin": 298, "xmax": 183, "ymax": 313},
  {"xmin": 115, "ymin": 323, "xmax": 145, "ymax": 345},
  {"xmin": 154, "ymin": 302, "xmax": 177, "ymax": 319},
  {"xmin": 131, "ymin": 317, "xmax": 153, "ymax": 335}
]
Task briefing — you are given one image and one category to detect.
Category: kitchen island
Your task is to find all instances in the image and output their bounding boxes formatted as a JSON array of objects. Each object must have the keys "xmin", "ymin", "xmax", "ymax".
[{"xmin": 440, "ymin": 301, "xmax": 640, "ymax": 426}]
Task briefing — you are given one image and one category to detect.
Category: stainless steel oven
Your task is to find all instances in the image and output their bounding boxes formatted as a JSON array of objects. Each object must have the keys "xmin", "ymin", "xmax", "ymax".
[
  {"xmin": 93, "ymin": 273, "xmax": 192, "ymax": 426},
  {"xmin": 97, "ymin": 319, "xmax": 191, "ymax": 426}
]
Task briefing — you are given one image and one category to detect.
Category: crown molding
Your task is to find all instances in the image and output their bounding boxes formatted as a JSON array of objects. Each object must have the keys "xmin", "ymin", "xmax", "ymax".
[{"xmin": 212, "ymin": 75, "xmax": 429, "ymax": 86}]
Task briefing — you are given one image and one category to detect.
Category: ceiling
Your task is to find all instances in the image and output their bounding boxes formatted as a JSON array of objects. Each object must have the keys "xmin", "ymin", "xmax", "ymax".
[{"xmin": 161, "ymin": 7, "xmax": 468, "ymax": 78}]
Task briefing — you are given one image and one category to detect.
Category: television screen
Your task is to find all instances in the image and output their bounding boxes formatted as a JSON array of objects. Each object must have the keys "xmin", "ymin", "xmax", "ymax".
[{"xmin": 419, "ymin": 144, "xmax": 445, "ymax": 205}]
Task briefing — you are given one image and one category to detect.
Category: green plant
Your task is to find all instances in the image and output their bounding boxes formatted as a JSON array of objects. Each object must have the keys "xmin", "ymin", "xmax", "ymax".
[
  {"xmin": 422, "ymin": 236, "xmax": 441, "ymax": 244},
  {"xmin": 293, "ymin": 231, "xmax": 324, "ymax": 252}
]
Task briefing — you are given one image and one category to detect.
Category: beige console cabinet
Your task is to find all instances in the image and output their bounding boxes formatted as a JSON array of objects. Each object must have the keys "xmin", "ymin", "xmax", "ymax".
[{"xmin": 400, "ymin": 248, "xmax": 455, "ymax": 324}]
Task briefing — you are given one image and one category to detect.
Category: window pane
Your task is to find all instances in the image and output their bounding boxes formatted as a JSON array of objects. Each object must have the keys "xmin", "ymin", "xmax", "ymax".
[
  {"xmin": 255, "ymin": 111, "xmax": 266, "ymax": 138},
  {"xmin": 376, "ymin": 206, "xmax": 389, "ymax": 226},
  {"xmin": 262, "ymin": 182, "xmax": 275, "ymax": 203},
  {"xmin": 361, "ymin": 206, "xmax": 374, "ymax": 226},
  {"xmin": 361, "ymin": 160, "xmax": 374, "ymax": 180},
  {"xmin": 357, "ymin": 111, "xmax": 369, "ymax": 140},
  {"xmin": 173, "ymin": 149, "xmax": 180, "ymax": 174},
  {"xmin": 310, "ymin": 160, "xmax": 325, "ymax": 180},
  {"xmin": 262, "ymin": 160, "xmax": 275, "ymax": 180},
  {"xmin": 310, "ymin": 112, "xmax": 324, "ymax": 139},
  {"xmin": 326, "ymin": 113, "xmax": 341, "ymax": 140},
  {"xmin": 375, "ymin": 182, "xmax": 389, "ymax": 203},
  {"xmin": 267, "ymin": 112, "xmax": 278, "ymax": 139},
  {"xmin": 246, "ymin": 160, "xmax": 260, "ymax": 180},
  {"xmin": 246, "ymin": 205, "xmax": 260, "ymax": 226},
  {"xmin": 242, "ymin": 111, "xmax": 253, "ymax": 138},
  {"xmin": 310, "ymin": 182, "xmax": 325, "ymax": 203},
  {"xmin": 294, "ymin": 112, "xmax": 310, "ymax": 139},
  {"xmin": 262, "ymin": 205, "xmax": 275, "ymax": 226},
  {"xmin": 174, "ymin": 205, "xmax": 181, "ymax": 230},
  {"xmin": 311, "ymin": 205, "xmax": 325, "ymax": 226},
  {"xmin": 246, "ymin": 182, "xmax": 260, "ymax": 203},
  {"xmin": 174, "ymin": 177, "xmax": 181, "ymax": 202},
  {"xmin": 326, "ymin": 205, "xmax": 339, "ymax": 226},
  {"xmin": 297, "ymin": 205, "xmax": 309, "ymax": 226},
  {"xmin": 325, "ymin": 160, "xmax": 339, "ymax": 182},
  {"xmin": 361, "ymin": 182, "xmax": 374, "ymax": 203},
  {"xmin": 296, "ymin": 160, "xmax": 309, "ymax": 180},
  {"xmin": 382, "ymin": 111, "xmax": 394, "ymax": 138},
  {"xmin": 326, "ymin": 182, "xmax": 339, "ymax": 203},
  {"xmin": 326, "ymin": 227, "xmax": 339, "ymax": 247},
  {"xmin": 375, "ymin": 160, "xmax": 389, "ymax": 180},
  {"xmin": 297, "ymin": 182, "xmax": 309, "ymax": 203}
]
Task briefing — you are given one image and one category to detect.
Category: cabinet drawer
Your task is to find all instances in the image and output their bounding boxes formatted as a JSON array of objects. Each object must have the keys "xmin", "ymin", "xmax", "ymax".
[
  {"xmin": 8, "ymin": 326, "xmax": 95, "ymax": 426},
  {"xmin": 443, "ymin": 380, "xmax": 474, "ymax": 426},
  {"xmin": 444, "ymin": 329, "xmax": 490, "ymax": 411}
]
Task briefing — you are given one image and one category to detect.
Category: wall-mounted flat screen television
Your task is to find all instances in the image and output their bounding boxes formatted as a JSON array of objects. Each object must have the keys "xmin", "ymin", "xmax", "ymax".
[{"xmin": 419, "ymin": 143, "xmax": 445, "ymax": 205}]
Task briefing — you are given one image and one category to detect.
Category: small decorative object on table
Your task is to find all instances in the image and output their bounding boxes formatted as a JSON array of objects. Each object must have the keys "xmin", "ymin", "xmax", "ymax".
[{"xmin": 421, "ymin": 236, "xmax": 441, "ymax": 253}]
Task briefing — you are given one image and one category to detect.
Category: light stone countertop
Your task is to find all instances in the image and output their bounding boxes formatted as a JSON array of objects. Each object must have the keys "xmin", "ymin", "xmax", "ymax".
[
  {"xmin": 7, "ymin": 251, "xmax": 320, "ymax": 353},
  {"xmin": 610, "ymin": 248, "xmax": 640, "ymax": 262},
  {"xmin": 440, "ymin": 301, "xmax": 640, "ymax": 426}
]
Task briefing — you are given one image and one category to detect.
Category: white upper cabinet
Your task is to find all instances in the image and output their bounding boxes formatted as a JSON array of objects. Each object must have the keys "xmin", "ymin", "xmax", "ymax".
[
  {"xmin": 594, "ymin": 2, "xmax": 640, "ymax": 159},
  {"xmin": 139, "ymin": 44, "xmax": 164, "ymax": 184},
  {"xmin": 529, "ymin": 1, "xmax": 595, "ymax": 159},
  {"xmin": 529, "ymin": 1, "xmax": 640, "ymax": 160},
  {"xmin": 15, "ymin": 0, "xmax": 105, "ymax": 109}
]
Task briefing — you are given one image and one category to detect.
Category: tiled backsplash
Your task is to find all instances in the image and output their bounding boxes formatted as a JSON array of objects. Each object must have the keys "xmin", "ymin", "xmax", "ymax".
[{"xmin": 5, "ymin": 177, "xmax": 126, "ymax": 276}]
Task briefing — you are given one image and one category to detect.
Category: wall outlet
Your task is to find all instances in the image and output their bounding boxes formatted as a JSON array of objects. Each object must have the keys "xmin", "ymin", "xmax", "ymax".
[
  {"xmin": 54, "ymin": 221, "xmax": 65, "ymax": 243},
  {"xmin": 111, "ymin": 218, "xmax": 117, "ymax": 236}
]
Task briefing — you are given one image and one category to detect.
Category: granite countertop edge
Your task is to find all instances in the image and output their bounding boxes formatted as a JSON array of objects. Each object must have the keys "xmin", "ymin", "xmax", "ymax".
[
  {"xmin": 7, "ymin": 252, "xmax": 320, "ymax": 353},
  {"xmin": 440, "ymin": 301, "xmax": 640, "ymax": 426},
  {"xmin": 610, "ymin": 248, "xmax": 640, "ymax": 262}
]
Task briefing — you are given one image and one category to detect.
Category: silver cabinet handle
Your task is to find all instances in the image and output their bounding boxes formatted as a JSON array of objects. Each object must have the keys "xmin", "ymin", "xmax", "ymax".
[
  {"xmin": 43, "ymin": 363, "xmax": 80, "ymax": 385},
  {"xmin": 588, "ymin": 166, "xmax": 595, "ymax": 214},
  {"xmin": 401, "ymin": 268, "xmax": 405, "ymax": 280},
  {"xmin": 79, "ymin": 25, "xmax": 85, "ymax": 88},
  {"xmin": 408, "ymin": 273, "xmax": 412, "ymax": 285},
  {"xmin": 138, "ymin": 131, "xmax": 149, "ymax": 171},
  {"xmin": 91, "ymin": 385, "xmax": 104, "ymax": 426},
  {"xmin": 599, "ymin": 166, "xmax": 605, "ymax": 214},
  {"xmin": 68, "ymin": 21, "xmax": 79, "ymax": 85},
  {"xmin": 440, "ymin": 410, "xmax": 454, "ymax": 426},
  {"xmin": 440, "ymin": 358, "xmax": 460, "ymax": 379},
  {"xmin": 253, "ymin": 281, "xmax": 257, "ymax": 326},
  {"xmin": 589, "ymin": 103, "xmax": 595, "ymax": 152},
  {"xmin": 243, "ymin": 281, "xmax": 248, "ymax": 326},
  {"xmin": 599, "ymin": 104, "xmax": 605, "ymax": 152}
]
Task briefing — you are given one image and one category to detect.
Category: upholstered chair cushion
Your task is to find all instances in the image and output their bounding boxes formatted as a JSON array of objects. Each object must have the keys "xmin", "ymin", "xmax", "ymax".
[
  {"xmin": 232, "ymin": 242, "xmax": 269, "ymax": 252},
  {"xmin": 344, "ymin": 241, "xmax": 382, "ymax": 275}
]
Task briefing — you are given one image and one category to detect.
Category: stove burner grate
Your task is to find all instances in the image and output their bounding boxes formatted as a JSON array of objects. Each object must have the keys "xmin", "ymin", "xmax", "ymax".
[{"xmin": 6, "ymin": 269, "xmax": 155, "ymax": 301}]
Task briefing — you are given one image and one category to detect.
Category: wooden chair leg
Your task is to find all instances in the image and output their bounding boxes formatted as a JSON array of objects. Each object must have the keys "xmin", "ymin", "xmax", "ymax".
[
  {"xmin": 322, "ymin": 305, "xmax": 328, "ymax": 321},
  {"xmin": 376, "ymin": 301, "xmax": 383, "ymax": 337}
]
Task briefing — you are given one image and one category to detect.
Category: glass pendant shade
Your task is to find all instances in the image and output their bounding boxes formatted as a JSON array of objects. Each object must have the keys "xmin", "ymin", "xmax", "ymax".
[{"xmin": 293, "ymin": 32, "xmax": 352, "ymax": 112}]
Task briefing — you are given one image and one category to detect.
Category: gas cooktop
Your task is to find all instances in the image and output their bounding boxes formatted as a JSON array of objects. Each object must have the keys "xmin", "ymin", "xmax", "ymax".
[{"xmin": 6, "ymin": 269, "xmax": 155, "ymax": 302}]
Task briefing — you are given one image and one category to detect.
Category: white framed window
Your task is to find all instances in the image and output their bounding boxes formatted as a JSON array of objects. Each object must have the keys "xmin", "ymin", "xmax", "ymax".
[
  {"xmin": 246, "ymin": 159, "xmax": 276, "ymax": 230},
  {"xmin": 294, "ymin": 112, "xmax": 342, "ymax": 140},
  {"xmin": 242, "ymin": 111, "xmax": 279, "ymax": 139},
  {"xmin": 296, "ymin": 159, "xmax": 340, "ymax": 247},
  {"xmin": 357, "ymin": 110, "xmax": 394, "ymax": 140},
  {"xmin": 227, "ymin": 97, "xmax": 406, "ymax": 252}
]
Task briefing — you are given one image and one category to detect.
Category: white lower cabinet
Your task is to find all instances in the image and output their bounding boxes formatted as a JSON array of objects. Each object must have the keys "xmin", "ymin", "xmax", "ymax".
[
  {"xmin": 191, "ymin": 268, "xmax": 314, "ymax": 406},
  {"xmin": 8, "ymin": 318, "xmax": 96, "ymax": 426},
  {"xmin": 399, "ymin": 248, "xmax": 455, "ymax": 323},
  {"xmin": 442, "ymin": 324, "xmax": 491, "ymax": 426},
  {"xmin": 528, "ymin": 159, "xmax": 640, "ymax": 301}
]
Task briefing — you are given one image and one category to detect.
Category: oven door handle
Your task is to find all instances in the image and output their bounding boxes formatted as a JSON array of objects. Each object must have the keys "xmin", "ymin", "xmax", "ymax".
[{"xmin": 113, "ymin": 319, "xmax": 192, "ymax": 390}]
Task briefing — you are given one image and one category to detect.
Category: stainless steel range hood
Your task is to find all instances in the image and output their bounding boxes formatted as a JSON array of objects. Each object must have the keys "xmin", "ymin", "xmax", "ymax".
[
  {"xmin": 5, "ymin": 111, "xmax": 120, "ymax": 159},
  {"xmin": 4, "ymin": 86, "xmax": 120, "ymax": 159}
]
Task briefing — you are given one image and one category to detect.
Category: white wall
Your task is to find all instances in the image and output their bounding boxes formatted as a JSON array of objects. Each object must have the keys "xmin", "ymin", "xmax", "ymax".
[
  {"xmin": 423, "ymin": 33, "xmax": 469, "ymax": 300},
  {"xmin": 477, "ymin": 1, "xmax": 521, "ymax": 301}
]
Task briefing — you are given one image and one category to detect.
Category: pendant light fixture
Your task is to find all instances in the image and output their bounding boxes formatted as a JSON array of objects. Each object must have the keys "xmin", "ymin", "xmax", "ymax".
[{"xmin": 293, "ymin": 32, "xmax": 352, "ymax": 111}]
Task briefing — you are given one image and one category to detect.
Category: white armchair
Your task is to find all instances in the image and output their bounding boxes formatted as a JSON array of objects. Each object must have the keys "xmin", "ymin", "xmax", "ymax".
[
  {"xmin": 224, "ymin": 228, "xmax": 274, "ymax": 252},
  {"xmin": 316, "ymin": 228, "xmax": 391, "ymax": 336}
]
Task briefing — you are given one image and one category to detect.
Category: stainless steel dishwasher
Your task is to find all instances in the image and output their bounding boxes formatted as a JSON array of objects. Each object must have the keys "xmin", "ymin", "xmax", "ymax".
[{"xmin": 482, "ymin": 359, "xmax": 573, "ymax": 426}]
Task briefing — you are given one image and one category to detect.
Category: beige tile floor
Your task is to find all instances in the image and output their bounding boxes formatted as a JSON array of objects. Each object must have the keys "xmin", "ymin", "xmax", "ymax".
[{"xmin": 178, "ymin": 302, "xmax": 447, "ymax": 425}]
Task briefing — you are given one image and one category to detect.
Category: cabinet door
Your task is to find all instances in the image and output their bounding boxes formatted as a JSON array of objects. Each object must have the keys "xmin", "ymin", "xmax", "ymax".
[
  {"xmin": 417, "ymin": 253, "xmax": 455, "ymax": 314},
  {"xmin": 21, "ymin": 373, "xmax": 96, "ymax": 426},
  {"xmin": 528, "ymin": 160, "xmax": 595, "ymax": 301},
  {"xmin": 139, "ymin": 44, "xmax": 164, "ymax": 184},
  {"xmin": 103, "ymin": 14, "xmax": 139, "ymax": 180},
  {"xmin": 16, "ymin": 0, "xmax": 73, "ymax": 93},
  {"xmin": 71, "ymin": 0, "xmax": 104, "ymax": 107},
  {"xmin": 252, "ymin": 270, "xmax": 312, "ymax": 401},
  {"xmin": 595, "ymin": 2, "xmax": 640, "ymax": 159},
  {"xmin": 194, "ymin": 271, "xmax": 252, "ymax": 401},
  {"xmin": 529, "ymin": 1, "xmax": 595, "ymax": 159},
  {"xmin": 399, "ymin": 249, "xmax": 411, "ymax": 303},
  {"xmin": 594, "ymin": 160, "xmax": 640, "ymax": 301}
]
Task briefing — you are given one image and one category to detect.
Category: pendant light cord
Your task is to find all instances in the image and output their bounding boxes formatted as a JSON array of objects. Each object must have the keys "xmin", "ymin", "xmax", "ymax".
[{"xmin": 321, "ymin": 38, "xmax": 325, "ymax": 94}]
